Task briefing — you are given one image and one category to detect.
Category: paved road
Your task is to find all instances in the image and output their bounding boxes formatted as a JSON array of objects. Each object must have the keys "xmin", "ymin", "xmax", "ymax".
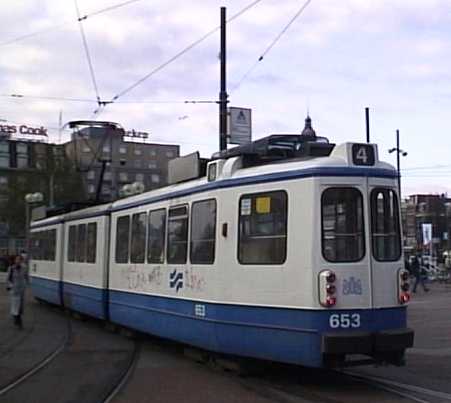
[{"xmin": 0, "ymin": 282, "xmax": 450, "ymax": 402}]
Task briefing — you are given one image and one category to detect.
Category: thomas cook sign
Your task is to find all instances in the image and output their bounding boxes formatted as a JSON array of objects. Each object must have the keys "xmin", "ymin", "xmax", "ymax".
[{"xmin": 0, "ymin": 124, "xmax": 48, "ymax": 138}]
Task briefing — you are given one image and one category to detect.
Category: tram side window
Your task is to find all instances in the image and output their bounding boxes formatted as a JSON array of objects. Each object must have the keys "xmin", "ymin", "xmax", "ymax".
[
  {"xmin": 190, "ymin": 199, "xmax": 216, "ymax": 264},
  {"xmin": 68, "ymin": 225, "xmax": 77, "ymax": 262},
  {"xmin": 321, "ymin": 188, "xmax": 365, "ymax": 262},
  {"xmin": 31, "ymin": 232, "xmax": 43, "ymax": 261},
  {"xmin": 86, "ymin": 223, "xmax": 97, "ymax": 264},
  {"xmin": 371, "ymin": 189, "xmax": 401, "ymax": 261},
  {"xmin": 167, "ymin": 205, "xmax": 189, "ymax": 264},
  {"xmin": 31, "ymin": 230, "xmax": 56, "ymax": 261},
  {"xmin": 76, "ymin": 224, "xmax": 87, "ymax": 262},
  {"xmin": 148, "ymin": 209, "xmax": 166, "ymax": 264},
  {"xmin": 238, "ymin": 191, "xmax": 288, "ymax": 265},
  {"xmin": 131, "ymin": 213, "xmax": 147, "ymax": 264},
  {"xmin": 116, "ymin": 216, "xmax": 130, "ymax": 264},
  {"xmin": 47, "ymin": 229, "xmax": 56, "ymax": 261}
]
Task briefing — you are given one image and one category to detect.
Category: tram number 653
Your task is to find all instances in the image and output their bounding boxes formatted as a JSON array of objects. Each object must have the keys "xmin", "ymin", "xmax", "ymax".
[{"xmin": 329, "ymin": 313, "xmax": 361, "ymax": 329}]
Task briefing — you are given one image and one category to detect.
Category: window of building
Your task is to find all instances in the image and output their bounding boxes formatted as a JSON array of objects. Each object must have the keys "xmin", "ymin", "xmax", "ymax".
[
  {"xmin": 151, "ymin": 174, "xmax": 160, "ymax": 183},
  {"xmin": 82, "ymin": 146, "xmax": 91, "ymax": 153},
  {"xmin": 102, "ymin": 185, "xmax": 110, "ymax": 195},
  {"xmin": 190, "ymin": 199, "xmax": 216, "ymax": 264},
  {"xmin": 0, "ymin": 142, "xmax": 8, "ymax": 153},
  {"xmin": 119, "ymin": 172, "xmax": 128, "ymax": 182},
  {"xmin": 0, "ymin": 156, "xmax": 9, "ymax": 168},
  {"xmin": 131, "ymin": 213, "xmax": 147, "ymax": 263},
  {"xmin": 167, "ymin": 205, "xmax": 188, "ymax": 264},
  {"xmin": 0, "ymin": 176, "xmax": 7, "ymax": 189},
  {"xmin": 88, "ymin": 184, "xmax": 95, "ymax": 194},
  {"xmin": 68, "ymin": 225, "xmax": 77, "ymax": 262},
  {"xmin": 102, "ymin": 145, "xmax": 111, "ymax": 153},
  {"xmin": 150, "ymin": 150, "xmax": 157, "ymax": 157},
  {"xmin": 322, "ymin": 187, "xmax": 364, "ymax": 262},
  {"xmin": 136, "ymin": 173, "xmax": 144, "ymax": 182},
  {"xmin": 371, "ymin": 188, "xmax": 401, "ymax": 261},
  {"xmin": 134, "ymin": 160, "xmax": 142, "ymax": 168},
  {"xmin": 134, "ymin": 148, "xmax": 142, "ymax": 156},
  {"xmin": 87, "ymin": 170, "xmax": 95, "ymax": 180},
  {"xmin": 119, "ymin": 146, "xmax": 127, "ymax": 154},
  {"xmin": 238, "ymin": 191, "xmax": 287, "ymax": 265},
  {"xmin": 148, "ymin": 209, "xmax": 166, "ymax": 264},
  {"xmin": 15, "ymin": 143, "xmax": 29, "ymax": 169},
  {"xmin": 86, "ymin": 223, "xmax": 97, "ymax": 263},
  {"xmin": 115, "ymin": 216, "xmax": 130, "ymax": 263},
  {"xmin": 166, "ymin": 151, "xmax": 174, "ymax": 158},
  {"xmin": 76, "ymin": 224, "xmax": 87, "ymax": 262},
  {"xmin": 148, "ymin": 161, "xmax": 157, "ymax": 169},
  {"xmin": 104, "ymin": 171, "xmax": 112, "ymax": 181}
]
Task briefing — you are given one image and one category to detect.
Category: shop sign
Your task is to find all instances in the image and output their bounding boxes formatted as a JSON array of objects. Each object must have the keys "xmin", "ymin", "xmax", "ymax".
[
  {"xmin": 124, "ymin": 129, "xmax": 149, "ymax": 139},
  {"xmin": 0, "ymin": 124, "xmax": 48, "ymax": 138}
]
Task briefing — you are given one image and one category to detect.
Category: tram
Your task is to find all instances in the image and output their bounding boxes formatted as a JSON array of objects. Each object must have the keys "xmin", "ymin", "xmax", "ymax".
[{"xmin": 28, "ymin": 125, "xmax": 414, "ymax": 368}]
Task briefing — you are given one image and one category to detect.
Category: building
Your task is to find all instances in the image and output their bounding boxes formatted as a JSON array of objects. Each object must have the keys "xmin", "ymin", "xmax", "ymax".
[
  {"xmin": 0, "ymin": 120, "xmax": 180, "ymax": 253},
  {"xmin": 402, "ymin": 194, "xmax": 451, "ymax": 258},
  {"xmin": 64, "ymin": 121, "xmax": 179, "ymax": 201}
]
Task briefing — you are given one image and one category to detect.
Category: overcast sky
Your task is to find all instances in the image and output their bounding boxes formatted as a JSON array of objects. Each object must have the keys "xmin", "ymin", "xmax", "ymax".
[{"xmin": 1, "ymin": 0, "xmax": 450, "ymax": 196}]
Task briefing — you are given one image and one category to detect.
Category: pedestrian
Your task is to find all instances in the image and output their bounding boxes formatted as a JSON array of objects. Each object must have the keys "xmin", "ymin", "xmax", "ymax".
[
  {"xmin": 412, "ymin": 254, "xmax": 429, "ymax": 293},
  {"xmin": 6, "ymin": 255, "xmax": 29, "ymax": 328}
]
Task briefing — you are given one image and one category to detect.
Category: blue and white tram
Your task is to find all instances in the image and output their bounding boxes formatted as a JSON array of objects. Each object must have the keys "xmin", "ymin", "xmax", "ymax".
[{"xmin": 29, "ymin": 135, "xmax": 414, "ymax": 368}]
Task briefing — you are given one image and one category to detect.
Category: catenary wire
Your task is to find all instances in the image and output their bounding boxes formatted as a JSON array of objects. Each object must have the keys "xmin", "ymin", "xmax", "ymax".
[
  {"xmin": 92, "ymin": 0, "xmax": 266, "ymax": 116},
  {"xmin": 74, "ymin": 0, "xmax": 102, "ymax": 105},
  {"xmin": 0, "ymin": 0, "xmax": 146, "ymax": 48},
  {"xmin": 0, "ymin": 93, "xmax": 217, "ymax": 104},
  {"xmin": 231, "ymin": 0, "xmax": 313, "ymax": 92}
]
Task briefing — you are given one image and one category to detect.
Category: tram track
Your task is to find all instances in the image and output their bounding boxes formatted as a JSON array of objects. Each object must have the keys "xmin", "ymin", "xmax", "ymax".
[
  {"xmin": 100, "ymin": 340, "xmax": 140, "ymax": 403},
  {"xmin": 343, "ymin": 371, "xmax": 451, "ymax": 403},
  {"xmin": 0, "ymin": 315, "xmax": 71, "ymax": 398}
]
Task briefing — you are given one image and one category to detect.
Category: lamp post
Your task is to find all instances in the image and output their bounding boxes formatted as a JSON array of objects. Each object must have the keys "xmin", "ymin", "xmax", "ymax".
[
  {"xmin": 24, "ymin": 192, "xmax": 44, "ymax": 253},
  {"xmin": 388, "ymin": 129, "xmax": 407, "ymax": 200}
]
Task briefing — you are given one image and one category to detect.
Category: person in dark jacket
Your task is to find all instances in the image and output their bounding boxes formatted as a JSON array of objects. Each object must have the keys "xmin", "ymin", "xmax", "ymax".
[
  {"xmin": 412, "ymin": 255, "xmax": 429, "ymax": 293},
  {"xmin": 6, "ymin": 255, "xmax": 29, "ymax": 328}
]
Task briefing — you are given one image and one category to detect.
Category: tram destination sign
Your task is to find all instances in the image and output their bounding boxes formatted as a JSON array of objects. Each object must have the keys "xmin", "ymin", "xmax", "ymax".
[{"xmin": 0, "ymin": 124, "xmax": 48, "ymax": 139}]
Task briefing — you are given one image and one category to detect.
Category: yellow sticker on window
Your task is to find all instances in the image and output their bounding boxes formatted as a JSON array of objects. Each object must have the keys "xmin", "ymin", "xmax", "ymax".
[{"xmin": 256, "ymin": 196, "xmax": 271, "ymax": 214}]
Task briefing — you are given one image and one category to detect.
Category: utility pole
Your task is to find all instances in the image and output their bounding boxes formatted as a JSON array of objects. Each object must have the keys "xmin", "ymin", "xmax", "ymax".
[
  {"xmin": 219, "ymin": 6, "xmax": 228, "ymax": 152},
  {"xmin": 389, "ymin": 129, "xmax": 407, "ymax": 200},
  {"xmin": 365, "ymin": 107, "xmax": 370, "ymax": 143}
]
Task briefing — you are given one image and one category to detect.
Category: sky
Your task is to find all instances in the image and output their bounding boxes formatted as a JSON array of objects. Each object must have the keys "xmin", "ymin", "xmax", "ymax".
[{"xmin": 1, "ymin": 0, "xmax": 451, "ymax": 197}]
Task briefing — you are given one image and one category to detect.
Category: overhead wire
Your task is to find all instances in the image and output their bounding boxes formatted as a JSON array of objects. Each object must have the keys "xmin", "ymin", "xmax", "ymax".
[
  {"xmin": 231, "ymin": 0, "xmax": 313, "ymax": 92},
  {"xmin": 74, "ymin": 0, "xmax": 102, "ymax": 105},
  {"xmin": 0, "ymin": 0, "xmax": 145, "ymax": 48},
  {"xmin": 92, "ymin": 0, "xmax": 266, "ymax": 116}
]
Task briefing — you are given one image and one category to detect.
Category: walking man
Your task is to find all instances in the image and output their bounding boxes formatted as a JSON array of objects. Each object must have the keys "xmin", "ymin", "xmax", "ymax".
[
  {"xmin": 412, "ymin": 254, "xmax": 429, "ymax": 293},
  {"xmin": 6, "ymin": 255, "xmax": 29, "ymax": 328}
]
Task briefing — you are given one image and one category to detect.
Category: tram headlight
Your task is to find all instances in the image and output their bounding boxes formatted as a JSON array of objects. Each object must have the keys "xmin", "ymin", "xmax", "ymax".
[{"xmin": 319, "ymin": 270, "xmax": 337, "ymax": 308}]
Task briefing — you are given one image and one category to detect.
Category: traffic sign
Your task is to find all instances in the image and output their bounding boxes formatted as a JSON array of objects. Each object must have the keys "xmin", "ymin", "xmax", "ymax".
[{"xmin": 228, "ymin": 107, "xmax": 251, "ymax": 145}]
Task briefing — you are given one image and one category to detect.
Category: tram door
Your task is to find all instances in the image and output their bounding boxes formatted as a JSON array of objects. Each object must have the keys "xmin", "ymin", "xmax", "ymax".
[{"xmin": 367, "ymin": 178, "xmax": 403, "ymax": 308}]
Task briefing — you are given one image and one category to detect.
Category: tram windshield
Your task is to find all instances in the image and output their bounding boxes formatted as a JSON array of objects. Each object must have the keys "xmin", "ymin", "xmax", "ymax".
[
  {"xmin": 321, "ymin": 187, "xmax": 365, "ymax": 262},
  {"xmin": 370, "ymin": 188, "xmax": 401, "ymax": 261}
]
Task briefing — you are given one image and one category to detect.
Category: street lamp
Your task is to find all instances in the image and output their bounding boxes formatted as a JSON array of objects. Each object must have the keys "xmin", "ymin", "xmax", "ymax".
[
  {"xmin": 24, "ymin": 192, "xmax": 44, "ymax": 253},
  {"xmin": 388, "ymin": 129, "xmax": 407, "ymax": 200}
]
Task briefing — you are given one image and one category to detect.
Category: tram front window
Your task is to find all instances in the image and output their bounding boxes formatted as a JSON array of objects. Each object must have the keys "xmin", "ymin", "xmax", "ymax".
[
  {"xmin": 321, "ymin": 187, "xmax": 365, "ymax": 262},
  {"xmin": 371, "ymin": 188, "xmax": 401, "ymax": 261}
]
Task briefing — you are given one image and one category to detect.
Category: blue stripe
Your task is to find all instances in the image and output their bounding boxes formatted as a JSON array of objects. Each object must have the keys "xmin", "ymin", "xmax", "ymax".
[
  {"xmin": 108, "ymin": 288, "xmax": 406, "ymax": 367},
  {"xmin": 112, "ymin": 166, "xmax": 396, "ymax": 213},
  {"xmin": 30, "ymin": 276, "xmax": 61, "ymax": 305},
  {"xmin": 62, "ymin": 282, "xmax": 107, "ymax": 320},
  {"xmin": 30, "ymin": 166, "xmax": 396, "ymax": 228}
]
